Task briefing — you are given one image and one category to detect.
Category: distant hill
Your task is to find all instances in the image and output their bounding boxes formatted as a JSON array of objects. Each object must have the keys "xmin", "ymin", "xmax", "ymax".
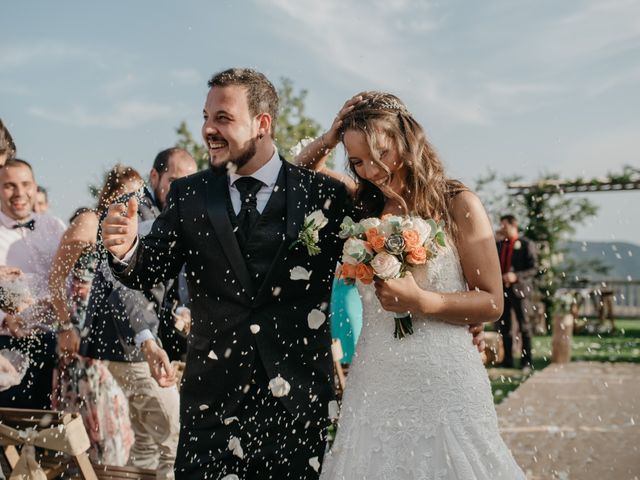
[{"xmin": 562, "ymin": 241, "xmax": 640, "ymax": 281}]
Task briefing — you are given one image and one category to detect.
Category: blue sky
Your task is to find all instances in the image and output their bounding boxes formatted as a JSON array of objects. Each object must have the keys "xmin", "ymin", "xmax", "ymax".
[{"xmin": 2, "ymin": 0, "xmax": 639, "ymax": 243}]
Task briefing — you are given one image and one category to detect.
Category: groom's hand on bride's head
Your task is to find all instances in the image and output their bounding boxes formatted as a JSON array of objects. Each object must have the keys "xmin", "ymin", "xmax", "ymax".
[
  {"xmin": 469, "ymin": 324, "xmax": 485, "ymax": 353},
  {"xmin": 102, "ymin": 198, "xmax": 139, "ymax": 259}
]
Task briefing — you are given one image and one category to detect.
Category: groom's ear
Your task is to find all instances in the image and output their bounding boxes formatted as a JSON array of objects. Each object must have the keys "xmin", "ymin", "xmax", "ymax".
[{"xmin": 256, "ymin": 112, "xmax": 272, "ymax": 139}]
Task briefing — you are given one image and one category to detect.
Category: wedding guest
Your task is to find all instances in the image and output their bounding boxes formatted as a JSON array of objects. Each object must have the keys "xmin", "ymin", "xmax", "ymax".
[
  {"xmin": 0, "ymin": 119, "xmax": 16, "ymax": 166},
  {"xmin": 329, "ymin": 277, "xmax": 362, "ymax": 364},
  {"xmin": 0, "ymin": 158, "xmax": 66, "ymax": 408},
  {"xmin": 34, "ymin": 185, "xmax": 49, "ymax": 213},
  {"xmin": 49, "ymin": 204, "xmax": 135, "ymax": 465},
  {"xmin": 85, "ymin": 151, "xmax": 195, "ymax": 480},
  {"xmin": 497, "ymin": 214, "xmax": 538, "ymax": 369}
]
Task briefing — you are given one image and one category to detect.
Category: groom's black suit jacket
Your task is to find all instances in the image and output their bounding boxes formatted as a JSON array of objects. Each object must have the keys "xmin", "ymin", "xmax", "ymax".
[{"xmin": 111, "ymin": 159, "xmax": 350, "ymax": 432}]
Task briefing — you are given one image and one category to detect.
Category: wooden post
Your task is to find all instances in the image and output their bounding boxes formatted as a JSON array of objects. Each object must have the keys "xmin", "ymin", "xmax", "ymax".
[{"xmin": 551, "ymin": 313, "xmax": 574, "ymax": 363}]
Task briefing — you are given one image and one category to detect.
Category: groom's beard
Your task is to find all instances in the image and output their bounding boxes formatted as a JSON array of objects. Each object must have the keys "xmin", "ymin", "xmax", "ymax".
[{"xmin": 209, "ymin": 136, "xmax": 258, "ymax": 176}]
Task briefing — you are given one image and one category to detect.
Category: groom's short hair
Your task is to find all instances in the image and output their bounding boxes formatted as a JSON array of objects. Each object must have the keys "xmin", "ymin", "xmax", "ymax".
[{"xmin": 208, "ymin": 68, "xmax": 279, "ymax": 135}]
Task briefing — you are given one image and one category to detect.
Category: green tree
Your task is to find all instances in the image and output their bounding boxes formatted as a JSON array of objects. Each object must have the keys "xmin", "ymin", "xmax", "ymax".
[
  {"xmin": 175, "ymin": 77, "xmax": 331, "ymax": 170},
  {"xmin": 274, "ymin": 77, "xmax": 323, "ymax": 161},
  {"xmin": 175, "ymin": 121, "xmax": 209, "ymax": 170}
]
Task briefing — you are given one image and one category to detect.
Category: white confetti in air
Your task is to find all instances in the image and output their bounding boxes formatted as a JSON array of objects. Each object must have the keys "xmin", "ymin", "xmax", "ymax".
[
  {"xmin": 268, "ymin": 376, "xmax": 291, "ymax": 397},
  {"xmin": 199, "ymin": 404, "xmax": 209, "ymax": 411},
  {"xmin": 250, "ymin": 324, "xmax": 260, "ymax": 334},
  {"xmin": 226, "ymin": 163, "xmax": 238, "ymax": 175},
  {"xmin": 328, "ymin": 400, "xmax": 339, "ymax": 420},
  {"xmin": 224, "ymin": 348, "xmax": 232, "ymax": 358},
  {"xmin": 221, "ymin": 475, "xmax": 239, "ymax": 480},
  {"xmin": 290, "ymin": 266, "xmax": 312, "ymax": 281},
  {"xmin": 309, "ymin": 456, "xmax": 321, "ymax": 472},
  {"xmin": 208, "ymin": 350, "xmax": 218, "ymax": 360},
  {"xmin": 228, "ymin": 436, "xmax": 244, "ymax": 459},
  {"xmin": 223, "ymin": 416, "xmax": 239, "ymax": 425},
  {"xmin": 307, "ymin": 309, "xmax": 326, "ymax": 329}
]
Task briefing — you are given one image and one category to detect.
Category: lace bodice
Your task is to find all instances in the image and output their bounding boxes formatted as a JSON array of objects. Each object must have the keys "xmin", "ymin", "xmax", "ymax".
[{"xmin": 321, "ymin": 241, "xmax": 525, "ymax": 479}]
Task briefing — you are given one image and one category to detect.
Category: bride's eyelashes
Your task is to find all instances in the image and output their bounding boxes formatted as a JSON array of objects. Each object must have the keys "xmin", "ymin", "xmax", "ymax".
[{"xmin": 349, "ymin": 158, "xmax": 363, "ymax": 167}]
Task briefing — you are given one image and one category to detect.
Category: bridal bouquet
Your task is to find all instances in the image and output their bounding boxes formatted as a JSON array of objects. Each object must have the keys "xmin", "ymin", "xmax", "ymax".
[{"xmin": 338, "ymin": 214, "xmax": 446, "ymax": 338}]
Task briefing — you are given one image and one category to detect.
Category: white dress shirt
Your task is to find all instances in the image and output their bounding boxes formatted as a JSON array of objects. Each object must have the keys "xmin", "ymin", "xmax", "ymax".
[
  {"xmin": 228, "ymin": 147, "xmax": 282, "ymax": 215},
  {"xmin": 0, "ymin": 210, "xmax": 66, "ymax": 332}
]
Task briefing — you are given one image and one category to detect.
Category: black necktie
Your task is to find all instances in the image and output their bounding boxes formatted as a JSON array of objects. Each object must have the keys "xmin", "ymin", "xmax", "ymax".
[
  {"xmin": 12, "ymin": 219, "xmax": 35, "ymax": 231},
  {"xmin": 234, "ymin": 177, "xmax": 264, "ymax": 240}
]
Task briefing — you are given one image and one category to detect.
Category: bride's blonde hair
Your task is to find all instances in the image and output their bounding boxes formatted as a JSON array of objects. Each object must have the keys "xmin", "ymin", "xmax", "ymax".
[{"xmin": 341, "ymin": 91, "xmax": 467, "ymax": 239}]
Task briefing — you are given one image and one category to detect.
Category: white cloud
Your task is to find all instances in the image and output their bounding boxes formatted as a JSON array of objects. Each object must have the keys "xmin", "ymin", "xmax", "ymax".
[
  {"xmin": 0, "ymin": 41, "xmax": 106, "ymax": 69},
  {"xmin": 102, "ymin": 73, "xmax": 144, "ymax": 96},
  {"xmin": 557, "ymin": 126, "xmax": 640, "ymax": 178},
  {"xmin": 28, "ymin": 101, "xmax": 183, "ymax": 129},
  {"xmin": 265, "ymin": 0, "xmax": 490, "ymax": 126},
  {"xmin": 169, "ymin": 68, "xmax": 203, "ymax": 86}
]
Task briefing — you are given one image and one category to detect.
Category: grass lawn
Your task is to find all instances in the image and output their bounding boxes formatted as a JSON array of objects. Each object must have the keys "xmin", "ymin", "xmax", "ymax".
[{"xmin": 488, "ymin": 318, "xmax": 640, "ymax": 404}]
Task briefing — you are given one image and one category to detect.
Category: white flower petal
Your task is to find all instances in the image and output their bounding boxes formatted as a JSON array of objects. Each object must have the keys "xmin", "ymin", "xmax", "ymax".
[
  {"xmin": 307, "ymin": 309, "xmax": 326, "ymax": 330},
  {"xmin": 328, "ymin": 400, "xmax": 339, "ymax": 420},
  {"xmin": 222, "ymin": 475, "xmax": 239, "ymax": 480},
  {"xmin": 306, "ymin": 210, "xmax": 328, "ymax": 229},
  {"xmin": 228, "ymin": 436, "xmax": 244, "ymax": 459},
  {"xmin": 268, "ymin": 376, "xmax": 291, "ymax": 397},
  {"xmin": 223, "ymin": 416, "xmax": 239, "ymax": 425},
  {"xmin": 250, "ymin": 324, "xmax": 261, "ymax": 334},
  {"xmin": 199, "ymin": 404, "xmax": 209, "ymax": 411},
  {"xmin": 208, "ymin": 350, "xmax": 218, "ymax": 360},
  {"xmin": 309, "ymin": 456, "xmax": 321, "ymax": 472},
  {"xmin": 290, "ymin": 266, "xmax": 312, "ymax": 281}
]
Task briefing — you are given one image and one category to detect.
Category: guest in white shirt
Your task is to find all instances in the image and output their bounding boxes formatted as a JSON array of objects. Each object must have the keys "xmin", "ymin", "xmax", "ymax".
[{"xmin": 0, "ymin": 158, "xmax": 65, "ymax": 409}]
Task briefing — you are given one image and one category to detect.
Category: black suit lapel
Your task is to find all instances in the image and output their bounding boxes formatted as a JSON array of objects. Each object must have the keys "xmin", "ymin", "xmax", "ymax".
[
  {"xmin": 255, "ymin": 161, "xmax": 309, "ymax": 303},
  {"xmin": 205, "ymin": 171, "xmax": 255, "ymax": 299}
]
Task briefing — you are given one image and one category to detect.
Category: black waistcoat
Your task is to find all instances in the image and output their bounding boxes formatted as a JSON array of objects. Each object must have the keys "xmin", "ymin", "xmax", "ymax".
[{"xmin": 226, "ymin": 167, "xmax": 287, "ymax": 291}]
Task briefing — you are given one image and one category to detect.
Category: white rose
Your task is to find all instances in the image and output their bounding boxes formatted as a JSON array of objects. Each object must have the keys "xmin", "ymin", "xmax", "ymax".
[
  {"xmin": 370, "ymin": 252, "xmax": 402, "ymax": 280},
  {"xmin": 360, "ymin": 217, "xmax": 381, "ymax": 230},
  {"xmin": 342, "ymin": 238, "xmax": 373, "ymax": 264},
  {"xmin": 268, "ymin": 376, "xmax": 291, "ymax": 397},
  {"xmin": 411, "ymin": 217, "xmax": 432, "ymax": 244},
  {"xmin": 306, "ymin": 210, "xmax": 328, "ymax": 230}
]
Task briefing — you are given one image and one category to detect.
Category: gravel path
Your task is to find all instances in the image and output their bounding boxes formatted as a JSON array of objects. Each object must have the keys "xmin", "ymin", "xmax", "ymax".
[{"xmin": 497, "ymin": 362, "xmax": 640, "ymax": 480}]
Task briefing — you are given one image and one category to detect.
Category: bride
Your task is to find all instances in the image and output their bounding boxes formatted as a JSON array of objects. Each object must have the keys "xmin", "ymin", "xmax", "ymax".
[{"xmin": 296, "ymin": 92, "xmax": 525, "ymax": 479}]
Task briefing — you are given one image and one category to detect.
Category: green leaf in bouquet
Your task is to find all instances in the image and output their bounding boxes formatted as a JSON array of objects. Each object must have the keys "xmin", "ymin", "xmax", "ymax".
[{"xmin": 435, "ymin": 231, "xmax": 446, "ymax": 247}]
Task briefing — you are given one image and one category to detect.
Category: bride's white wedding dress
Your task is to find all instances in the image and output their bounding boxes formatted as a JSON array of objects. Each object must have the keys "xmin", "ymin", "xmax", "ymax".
[{"xmin": 321, "ymin": 241, "xmax": 525, "ymax": 480}]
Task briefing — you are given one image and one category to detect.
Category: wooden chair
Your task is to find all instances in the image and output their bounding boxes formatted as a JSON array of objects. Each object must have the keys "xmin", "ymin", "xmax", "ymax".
[
  {"xmin": 0, "ymin": 408, "xmax": 155, "ymax": 480},
  {"xmin": 0, "ymin": 407, "xmax": 96, "ymax": 479}
]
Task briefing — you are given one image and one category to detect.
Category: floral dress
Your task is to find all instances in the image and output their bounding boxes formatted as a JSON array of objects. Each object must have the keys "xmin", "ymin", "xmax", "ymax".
[{"xmin": 52, "ymin": 247, "xmax": 134, "ymax": 465}]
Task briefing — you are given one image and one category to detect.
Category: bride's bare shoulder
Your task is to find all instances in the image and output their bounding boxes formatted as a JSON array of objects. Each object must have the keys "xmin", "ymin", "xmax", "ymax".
[{"xmin": 449, "ymin": 190, "xmax": 493, "ymax": 236}]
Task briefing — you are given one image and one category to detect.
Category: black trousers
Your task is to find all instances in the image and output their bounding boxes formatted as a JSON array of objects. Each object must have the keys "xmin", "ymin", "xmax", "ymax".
[
  {"xmin": 0, "ymin": 331, "xmax": 57, "ymax": 409},
  {"xmin": 175, "ymin": 360, "xmax": 327, "ymax": 480},
  {"xmin": 498, "ymin": 287, "xmax": 533, "ymax": 367}
]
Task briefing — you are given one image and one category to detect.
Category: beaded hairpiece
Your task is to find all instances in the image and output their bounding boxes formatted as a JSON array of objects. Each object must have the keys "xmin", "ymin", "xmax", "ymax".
[{"xmin": 362, "ymin": 96, "xmax": 409, "ymax": 114}]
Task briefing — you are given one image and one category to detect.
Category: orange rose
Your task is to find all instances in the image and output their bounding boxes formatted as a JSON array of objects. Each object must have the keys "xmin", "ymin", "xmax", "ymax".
[
  {"xmin": 407, "ymin": 246, "xmax": 428, "ymax": 265},
  {"xmin": 365, "ymin": 228, "xmax": 380, "ymax": 242},
  {"xmin": 402, "ymin": 229, "xmax": 421, "ymax": 251},
  {"xmin": 370, "ymin": 235, "xmax": 386, "ymax": 253},
  {"xmin": 355, "ymin": 263, "xmax": 374, "ymax": 284},
  {"xmin": 340, "ymin": 263, "xmax": 357, "ymax": 279}
]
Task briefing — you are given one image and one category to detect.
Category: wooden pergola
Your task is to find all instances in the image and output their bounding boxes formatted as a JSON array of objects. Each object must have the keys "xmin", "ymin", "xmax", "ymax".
[{"xmin": 507, "ymin": 178, "xmax": 640, "ymax": 195}]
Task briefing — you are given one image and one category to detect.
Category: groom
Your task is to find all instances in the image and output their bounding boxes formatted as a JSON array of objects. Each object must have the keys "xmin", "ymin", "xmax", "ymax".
[{"xmin": 102, "ymin": 68, "xmax": 350, "ymax": 479}]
